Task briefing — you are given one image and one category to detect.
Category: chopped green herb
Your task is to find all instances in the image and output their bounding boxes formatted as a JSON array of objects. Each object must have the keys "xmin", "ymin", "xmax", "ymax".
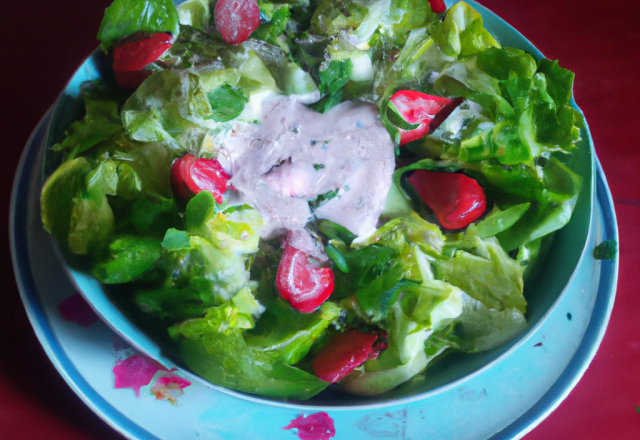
[
  {"xmin": 207, "ymin": 84, "xmax": 249, "ymax": 122},
  {"xmin": 308, "ymin": 189, "xmax": 339, "ymax": 209},
  {"xmin": 313, "ymin": 163, "xmax": 325, "ymax": 171},
  {"xmin": 593, "ymin": 240, "xmax": 617, "ymax": 260},
  {"xmin": 309, "ymin": 59, "xmax": 353, "ymax": 113}
]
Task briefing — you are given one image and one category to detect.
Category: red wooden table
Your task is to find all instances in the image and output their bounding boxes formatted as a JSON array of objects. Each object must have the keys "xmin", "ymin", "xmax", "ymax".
[{"xmin": 3, "ymin": 1, "xmax": 638, "ymax": 438}]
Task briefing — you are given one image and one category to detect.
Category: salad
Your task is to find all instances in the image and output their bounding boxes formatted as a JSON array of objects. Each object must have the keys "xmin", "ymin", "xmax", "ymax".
[{"xmin": 41, "ymin": 0, "xmax": 582, "ymax": 400}]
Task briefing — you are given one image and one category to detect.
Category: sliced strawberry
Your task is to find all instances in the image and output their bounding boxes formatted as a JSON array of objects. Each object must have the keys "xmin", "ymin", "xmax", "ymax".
[
  {"xmin": 389, "ymin": 90, "xmax": 458, "ymax": 145},
  {"xmin": 312, "ymin": 330, "xmax": 386, "ymax": 383},
  {"xmin": 170, "ymin": 154, "xmax": 231, "ymax": 204},
  {"xmin": 214, "ymin": 0, "xmax": 261, "ymax": 45},
  {"xmin": 112, "ymin": 33, "xmax": 173, "ymax": 72},
  {"xmin": 407, "ymin": 170, "xmax": 486, "ymax": 229},
  {"xmin": 428, "ymin": 0, "xmax": 447, "ymax": 14},
  {"xmin": 276, "ymin": 242, "xmax": 334, "ymax": 314}
]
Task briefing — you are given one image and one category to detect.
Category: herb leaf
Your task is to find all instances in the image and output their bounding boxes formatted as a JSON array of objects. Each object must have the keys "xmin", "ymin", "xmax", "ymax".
[
  {"xmin": 207, "ymin": 84, "xmax": 249, "ymax": 122},
  {"xmin": 593, "ymin": 240, "xmax": 617, "ymax": 260},
  {"xmin": 309, "ymin": 59, "xmax": 353, "ymax": 113},
  {"xmin": 97, "ymin": 0, "xmax": 180, "ymax": 50}
]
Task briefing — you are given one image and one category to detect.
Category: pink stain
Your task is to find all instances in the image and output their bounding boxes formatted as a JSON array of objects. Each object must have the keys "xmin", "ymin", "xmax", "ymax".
[
  {"xmin": 283, "ymin": 412, "xmax": 336, "ymax": 440},
  {"xmin": 113, "ymin": 354, "xmax": 169, "ymax": 397},
  {"xmin": 58, "ymin": 293, "xmax": 99, "ymax": 327},
  {"xmin": 151, "ymin": 371, "xmax": 192, "ymax": 404}
]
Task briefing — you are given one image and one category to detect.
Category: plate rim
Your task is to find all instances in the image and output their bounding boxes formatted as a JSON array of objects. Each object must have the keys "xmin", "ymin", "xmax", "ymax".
[{"xmin": 10, "ymin": 110, "xmax": 619, "ymax": 440}]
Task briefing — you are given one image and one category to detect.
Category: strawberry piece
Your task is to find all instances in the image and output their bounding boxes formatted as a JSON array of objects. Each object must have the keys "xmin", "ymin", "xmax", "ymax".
[
  {"xmin": 214, "ymin": 0, "xmax": 261, "ymax": 45},
  {"xmin": 170, "ymin": 154, "xmax": 231, "ymax": 204},
  {"xmin": 276, "ymin": 242, "xmax": 334, "ymax": 314},
  {"xmin": 428, "ymin": 0, "xmax": 447, "ymax": 14},
  {"xmin": 312, "ymin": 330, "xmax": 386, "ymax": 383},
  {"xmin": 389, "ymin": 90, "xmax": 458, "ymax": 145},
  {"xmin": 112, "ymin": 33, "xmax": 173, "ymax": 72},
  {"xmin": 407, "ymin": 170, "xmax": 486, "ymax": 229}
]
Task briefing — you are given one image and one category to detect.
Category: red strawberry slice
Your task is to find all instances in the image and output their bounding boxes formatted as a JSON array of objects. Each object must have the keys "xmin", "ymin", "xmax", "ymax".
[{"xmin": 214, "ymin": 0, "xmax": 261, "ymax": 45}]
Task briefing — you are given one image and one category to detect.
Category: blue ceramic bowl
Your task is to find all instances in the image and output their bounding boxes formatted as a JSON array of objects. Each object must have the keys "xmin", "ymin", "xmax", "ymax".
[{"xmin": 42, "ymin": 0, "xmax": 595, "ymax": 408}]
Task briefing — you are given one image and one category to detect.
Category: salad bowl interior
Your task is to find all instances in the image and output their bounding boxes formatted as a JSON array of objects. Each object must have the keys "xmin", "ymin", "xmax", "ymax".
[{"xmin": 42, "ymin": 0, "xmax": 594, "ymax": 408}]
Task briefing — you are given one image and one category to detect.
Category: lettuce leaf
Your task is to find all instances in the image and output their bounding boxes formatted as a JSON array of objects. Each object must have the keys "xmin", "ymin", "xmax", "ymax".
[
  {"xmin": 435, "ymin": 228, "xmax": 526, "ymax": 313},
  {"xmin": 175, "ymin": 334, "xmax": 329, "ymax": 399},
  {"xmin": 93, "ymin": 235, "xmax": 163, "ymax": 284},
  {"xmin": 185, "ymin": 190, "xmax": 263, "ymax": 255},
  {"xmin": 245, "ymin": 300, "xmax": 342, "ymax": 365},
  {"xmin": 429, "ymin": 1, "xmax": 499, "ymax": 58}
]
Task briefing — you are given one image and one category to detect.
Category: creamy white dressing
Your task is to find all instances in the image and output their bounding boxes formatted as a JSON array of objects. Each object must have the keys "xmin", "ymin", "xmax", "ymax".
[{"xmin": 217, "ymin": 95, "xmax": 396, "ymax": 241}]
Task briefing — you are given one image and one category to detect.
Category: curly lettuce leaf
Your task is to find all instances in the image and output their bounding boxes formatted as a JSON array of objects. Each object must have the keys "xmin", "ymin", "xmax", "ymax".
[
  {"xmin": 429, "ymin": 1, "xmax": 499, "ymax": 58},
  {"xmin": 165, "ymin": 235, "xmax": 251, "ymax": 301},
  {"xmin": 185, "ymin": 190, "xmax": 263, "ymax": 255},
  {"xmin": 245, "ymin": 300, "xmax": 342, "ymax": 365},
  {"xmin": 435, "ymin": 228, "xmax": 526, "ymax": 313},
  {"xmin": 52, "ymin": 81, "xmax": 125, "ymax": 161},
  {"xmin": 41, "ymin": 157, "xmax": 93, "ymax": 255},
  {"xmin": 341, "ymin": 280, "xmax": 463, "ymax": 395},
  {"xmin": 177, "ymin": 0, "xmax": 211, "ymax": 30}
]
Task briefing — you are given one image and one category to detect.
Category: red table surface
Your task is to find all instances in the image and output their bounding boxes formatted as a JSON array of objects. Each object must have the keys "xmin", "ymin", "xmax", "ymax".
[{"xmin": 2, "ymin": 1, "xmax": 638, "ymax": 438}]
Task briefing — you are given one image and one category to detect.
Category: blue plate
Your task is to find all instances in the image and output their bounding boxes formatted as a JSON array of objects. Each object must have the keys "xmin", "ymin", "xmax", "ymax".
[{"xmin": 11, "ymin": 1, "xmax": 619, "ymax": 437}]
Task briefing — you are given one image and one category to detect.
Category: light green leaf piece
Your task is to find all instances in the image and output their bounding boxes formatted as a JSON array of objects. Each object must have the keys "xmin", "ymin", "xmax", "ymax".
[
  {"xmin": 207, "ymin": 84, "xmax": 249, "ymax": 122},
  {"xmin": 435, "ymin": 231, "xmax": 526, "ymax": 313},
  {"xmin": 245, "ymin": 300, "xmax": 342, "ymax": 365},
  {"xmin": 162, "ymin": 228, "xmax": 191, "ymax": 251},
  {"xmin": 41, "ymin": 158, "xmax": 92, "ymax": 249},
  {"xmin": 429, "ymin": 1, "xmax": 499, "ymax": 58},
  {"xmin": 177, "ymin": 0, "xmax": 211, "ymax": 29},
  {"xmin": 174, "ymin": 333, "xmax": 329, "ymax": 399},
  {"xmin": 185, "ymin": 191, "xmax": 264, "ymax": 255}
]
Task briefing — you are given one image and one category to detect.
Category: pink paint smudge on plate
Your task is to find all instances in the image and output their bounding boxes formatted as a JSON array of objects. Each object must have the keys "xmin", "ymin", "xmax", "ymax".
[
  {"xmin": 151, "ymin": 371, "xmax": 192, "ymax": 404},
  {"xmin": 58, "ymin": 293, "xmax": 99, "ymax": 327},
  {"xmin": 113, "ymin": 354, "xmax": 169, "ymax": 397},
  {"xmin": 112, "ymin": 353, "xmax": 191, "ymax": 400},
  {"xmin": 283, "ymin": 412, "xmax": 336, "ymax": 440}
]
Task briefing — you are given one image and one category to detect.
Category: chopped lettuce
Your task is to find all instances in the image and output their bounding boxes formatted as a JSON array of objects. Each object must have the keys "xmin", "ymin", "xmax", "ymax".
[
  {"xmin": 177, "ymin": 0, "xmax": 211, "ymax": 30},
  {"xmin": 40, "ymin": 0, "xmax": 584, "ymax": 401}
]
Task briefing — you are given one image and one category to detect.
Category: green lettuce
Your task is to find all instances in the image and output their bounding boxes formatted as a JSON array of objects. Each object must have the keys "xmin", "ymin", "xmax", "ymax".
[
  {"xmin": 185, "ymin": 190, "xmax": 263, "ymax": 255},
  {"xmin": 435, "ymin": 227, "xmax": 526, "ymax": 313},
  {"xmin": 52, "ymin": 81, "xmax": 125, "ymax": 161}
]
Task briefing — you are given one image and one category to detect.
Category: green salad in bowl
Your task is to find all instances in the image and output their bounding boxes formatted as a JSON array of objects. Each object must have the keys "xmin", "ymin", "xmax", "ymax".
[{"xmin": 40, "ymin": 0, "xmax": 590, "ymax": 403}]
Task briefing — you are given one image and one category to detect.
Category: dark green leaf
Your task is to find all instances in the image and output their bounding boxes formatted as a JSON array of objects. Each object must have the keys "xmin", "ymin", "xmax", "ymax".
[
  {"xmin": 318, "ymin": 219, "xmax": 357, "ymax": 245},
  {"xmin": 93, "ymin": 236, "xmax": 163, "ymax": 284},
  {"xmin": 207, "ymin": 84, "xmax": 249, "ymax": 122},
  {"xmin": 325, "ymin": 243, "xmax": 349, "ymax": 273},
  {"xmin": 593, "ymin": 240, "xmax": 617, "ymax": 260},
  {"xmin": 162, "ymin": 228, "xmax": 191, "ymax": 251},
  {"xmin": 175, "ymin": 333, "xmax": 329, "ymax": 399},
  {"xmin": 309, "ymin": 59, "xmax": 353, "ymax": 113},
  {"xmin": 308, "ymin": 189, "xmax": 339, "ymax": 210}
]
